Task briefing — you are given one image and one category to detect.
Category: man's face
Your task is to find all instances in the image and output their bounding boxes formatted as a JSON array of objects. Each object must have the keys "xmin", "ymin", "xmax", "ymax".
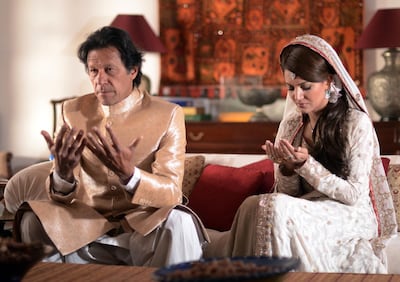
[{"xmin": 87, "ymin": 46, "xmax": 137, "ymax": 106}]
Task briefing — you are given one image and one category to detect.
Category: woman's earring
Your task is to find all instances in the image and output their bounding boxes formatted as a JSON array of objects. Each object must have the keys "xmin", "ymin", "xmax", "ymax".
[
  {"xmin": 325, "ymin": 89, "xmax": 331, "ymax": 99},
  {"xmin": 327, "ymin": 79, "xmax": 342, "ymax": 103}
]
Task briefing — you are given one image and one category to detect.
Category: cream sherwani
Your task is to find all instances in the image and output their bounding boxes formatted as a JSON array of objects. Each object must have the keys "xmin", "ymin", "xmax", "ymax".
[{"xmin": 7, "ymin": 90, "xmax": 208, "ymax": 266}]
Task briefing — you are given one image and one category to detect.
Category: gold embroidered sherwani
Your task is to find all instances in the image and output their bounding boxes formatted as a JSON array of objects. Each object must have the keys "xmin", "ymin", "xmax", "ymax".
[{"xmin": 13, "ymin": 90, "xmax": 207, "ymax": 256}]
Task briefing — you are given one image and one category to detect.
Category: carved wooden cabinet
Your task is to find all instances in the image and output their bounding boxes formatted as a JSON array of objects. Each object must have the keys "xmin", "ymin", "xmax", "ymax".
[
  {"xmin": 373, "ymin": 121, "xmax": 400, "ymax": 155},
  {"xmin": 185, "ymin": 122, "xmax": 279, "ymax": 154},
  {"xmin": 186, "ymin": 121, "xmax": 400, "ymax": 155}
]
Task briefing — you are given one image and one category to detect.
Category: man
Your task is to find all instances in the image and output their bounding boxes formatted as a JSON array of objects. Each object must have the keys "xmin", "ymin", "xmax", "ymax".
[{"xmin": 6, "ymin": 26, "xmax": 208, "ymax": 266}]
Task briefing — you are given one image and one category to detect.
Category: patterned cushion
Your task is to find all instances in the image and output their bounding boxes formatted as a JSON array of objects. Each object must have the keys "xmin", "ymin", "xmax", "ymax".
[
  {"xmin": 182, "ymin": 155, "xmax": 205, "ymax": 197},
  {"xmin": 387, "ymin": 164, "xmax": 400, "ymax": 231}
]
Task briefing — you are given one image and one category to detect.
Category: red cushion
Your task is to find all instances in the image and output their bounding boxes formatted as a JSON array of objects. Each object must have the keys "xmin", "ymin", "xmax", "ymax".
[
  {"xmin": 187, "ymin": 164, "xmax": 264, "ymax": 231},
  {"xmin": 242, "ymin": 158, "xmax": 275, "ymax": 194}
]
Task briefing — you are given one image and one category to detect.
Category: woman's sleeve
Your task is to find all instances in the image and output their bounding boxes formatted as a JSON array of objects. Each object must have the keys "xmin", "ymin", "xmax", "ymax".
[
  {"xmin": 275, "ymin": 172, "xmax": 302, "ymax": 196},
  {"xmin": 274, "ymin": 117, "xmax": 302, "ymax": 196},
  {"xmin": 295, "ymin": 112, "xmax": 374, "ymax": 205}
]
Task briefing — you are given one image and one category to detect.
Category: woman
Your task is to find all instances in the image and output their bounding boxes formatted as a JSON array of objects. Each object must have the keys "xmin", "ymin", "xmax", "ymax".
[{"xmin": 222, "ymin": 35, "xmax": 397, "ymax": 273}]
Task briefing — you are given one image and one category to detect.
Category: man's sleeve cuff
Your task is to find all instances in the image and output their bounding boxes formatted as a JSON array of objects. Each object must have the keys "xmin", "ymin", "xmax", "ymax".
[
  {"xmin": 52, "ymin": 170, "xmax": 76, "ymax": 194},
  {"xmin": 125, "ymin": 167, "xmax": 141, "ymax": 194}
]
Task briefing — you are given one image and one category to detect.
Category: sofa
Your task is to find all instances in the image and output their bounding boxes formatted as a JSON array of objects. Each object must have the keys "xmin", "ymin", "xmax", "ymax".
[
  {"xmin": 2, "ymin": 152, "xmax": 400, "ymax": 273},
  {"xmin": 183, "ymin": 153, "xmax": 400, "ymax": 274}
]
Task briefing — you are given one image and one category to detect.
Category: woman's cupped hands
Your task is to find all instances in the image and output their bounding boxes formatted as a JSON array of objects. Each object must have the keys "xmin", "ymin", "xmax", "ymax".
[{"xmin": 262, "ymin": 139, "xmax": 308, "ymax": 168}]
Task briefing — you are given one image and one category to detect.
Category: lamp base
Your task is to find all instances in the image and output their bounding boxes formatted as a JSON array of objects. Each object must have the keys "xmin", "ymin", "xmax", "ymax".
[
  {"xmin": 367, "ymin": 48, "xmax": 400, "ymax": 120},
  {"xmin": 249, "ymin": 107, "xmax": 270, "ymax": 122}
]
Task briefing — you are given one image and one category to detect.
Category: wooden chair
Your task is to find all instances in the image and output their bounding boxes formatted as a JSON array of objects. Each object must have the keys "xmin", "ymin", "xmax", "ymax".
[
  {"xmin": 0, "ymin": 151, "xmax": 13, "ymax": 236},
  {"xmin": 0, "ymin": 151, "xmax": 12, "ymax": 180},
  {"xmin": 50, "ymin": 97, "xmax": 76, "ymax": 137}
]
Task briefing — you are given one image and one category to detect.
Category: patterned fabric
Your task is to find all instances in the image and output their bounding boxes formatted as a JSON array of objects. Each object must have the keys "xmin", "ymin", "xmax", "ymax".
[
  {"xmin": 387, "ymin": 164, "xmax": 400, "ymax": 231},
  {"xmin": 182, "ymin": 155, "xmax": 205, "ymax": 197},
  {"xmin": 255, "ymin": 192, "xmax": 387, "ymax": 272},
  {"xmin": 159, "ymin": 0, "xmax": 363, "ymax": 88}
]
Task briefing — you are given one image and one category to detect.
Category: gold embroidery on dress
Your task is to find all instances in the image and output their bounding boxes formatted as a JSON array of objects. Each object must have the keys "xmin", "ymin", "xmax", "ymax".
[{"xmin": 255, "ymin": 193, "xmax": 277, "ymax": 256}]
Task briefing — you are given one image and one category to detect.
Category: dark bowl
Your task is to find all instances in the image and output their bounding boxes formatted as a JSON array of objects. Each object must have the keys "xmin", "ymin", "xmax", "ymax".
[
  {"xmin": 237, "ymin": 87, "xmax": 281, "ymax": 107},
  {"xmin": 153, "ymin": 256, "xmax": 300, "ymax": 282},
  {"xmin": 0, "ymin": 238, "xmax": 51, "ymax": 282}
]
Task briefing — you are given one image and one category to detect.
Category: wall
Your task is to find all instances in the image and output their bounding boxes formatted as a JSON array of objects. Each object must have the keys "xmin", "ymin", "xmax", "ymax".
[{"xmin": 0, "ymin": 0, "xmax": 399, "ymax": 172}]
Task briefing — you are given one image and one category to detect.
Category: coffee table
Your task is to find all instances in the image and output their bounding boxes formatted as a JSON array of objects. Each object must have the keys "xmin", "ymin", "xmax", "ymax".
[{"xmin": 22, "ymin": 262, "xmax": 400, "ymax": 281}]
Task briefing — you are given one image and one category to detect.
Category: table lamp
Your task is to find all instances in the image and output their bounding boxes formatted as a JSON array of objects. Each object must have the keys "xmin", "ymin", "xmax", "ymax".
[
  {"xmin": 355, "ymin": 8, "xmax": 400, "ymax": 121},
  {"xmin": 110, "ymin": 15, "xmax": 166, "ymax": 93}
]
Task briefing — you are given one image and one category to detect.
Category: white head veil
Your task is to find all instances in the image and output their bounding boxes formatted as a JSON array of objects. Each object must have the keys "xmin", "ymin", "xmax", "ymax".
[
  {"xmin": 279, "ymin": 34, "xmax": 366, "ymax": 123},
  {"xmin": 277, "ymin": 34, "xmax": 397, "ymax": 237}
]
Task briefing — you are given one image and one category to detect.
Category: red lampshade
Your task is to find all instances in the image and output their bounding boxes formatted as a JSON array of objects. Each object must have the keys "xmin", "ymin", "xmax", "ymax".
[
  {"xmin": 110, "ymin": 14, "xmax": 166, "ymax": 53},
  {"xmin": 355, "ymin": 8, "xmax": 400, "ymax": 49}
]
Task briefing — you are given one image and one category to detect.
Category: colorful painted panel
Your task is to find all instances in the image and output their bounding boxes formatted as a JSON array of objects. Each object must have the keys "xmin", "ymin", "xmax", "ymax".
[{"xmin": 159, "ymin": 0, "xmax": 363, "ymax": 92}]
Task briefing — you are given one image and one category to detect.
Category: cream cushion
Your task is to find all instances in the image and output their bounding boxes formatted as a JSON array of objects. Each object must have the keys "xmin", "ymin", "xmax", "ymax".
[{"xmin": 4, "ymin": 161, "xmax": 52, "ymax": 214}]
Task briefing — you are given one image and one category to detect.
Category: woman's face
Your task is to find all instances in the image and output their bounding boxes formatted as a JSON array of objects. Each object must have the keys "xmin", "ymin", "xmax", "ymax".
[
  {"xmin": 87, "ymin": 46, "xmax": 137, "ymax": 106},
  {"xmin": 283, "ymin": 69, "xmax": 329, "ymax": 114}
]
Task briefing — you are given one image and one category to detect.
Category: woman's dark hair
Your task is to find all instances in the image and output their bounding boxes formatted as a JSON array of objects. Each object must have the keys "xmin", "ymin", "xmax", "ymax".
[
  {"xmin": 77, "ymin": 26, "xmax": 143, "ymax": 88},
  {"xmin": 280, "ymin": 44, "xmax": 350, "ymax": 179}
]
